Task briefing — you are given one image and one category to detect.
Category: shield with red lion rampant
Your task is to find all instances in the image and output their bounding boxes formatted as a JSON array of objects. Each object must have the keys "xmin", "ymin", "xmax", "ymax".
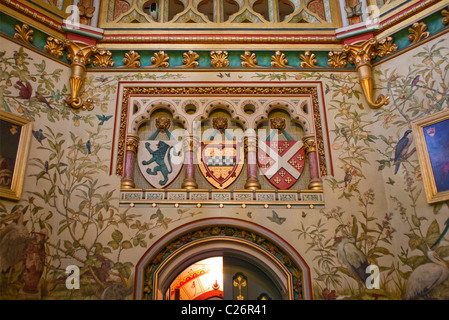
[
  {"xmin": 258, "ymin": 140, "xmax": 305, "ymax": 189},
  {"xmin": 198, "ymin": 140, "xmax": 244, "ymax": 189}
]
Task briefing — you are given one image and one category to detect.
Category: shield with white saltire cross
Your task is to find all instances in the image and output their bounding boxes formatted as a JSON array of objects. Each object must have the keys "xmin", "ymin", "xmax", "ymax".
[
  {"xmin": 137, "ymin": 140, "xmax": 183, "ymax": 189},
  {"xmin": 198, "ymin": 140, "xmax": 244, "ymax": 189},
  {"xmin": 258, "ymin": 140, "xmax": 305, "ymax": 190}
]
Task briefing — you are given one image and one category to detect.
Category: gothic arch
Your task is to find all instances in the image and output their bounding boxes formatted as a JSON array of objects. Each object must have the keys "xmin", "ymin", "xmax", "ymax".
[{"xmin": 134, "ymin": 217, "xmax": 313, "ymax": 300}]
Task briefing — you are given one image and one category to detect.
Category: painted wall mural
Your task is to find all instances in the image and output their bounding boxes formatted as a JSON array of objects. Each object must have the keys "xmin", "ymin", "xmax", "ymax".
[{"xmin": 0, "ymin": 32, "xmax": 448, "ymax": 300}]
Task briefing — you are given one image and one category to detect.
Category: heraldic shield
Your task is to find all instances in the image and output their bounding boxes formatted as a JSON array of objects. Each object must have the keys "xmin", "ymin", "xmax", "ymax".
[
  {"xmin": 137, "ymin": 140, "xmax": 183, "ymax": 189},
  {"xmin": 258, "ymin": 140, "xmax": 306, "ymax": 189},
  {"xmin": 198, "ymin": 140, "xmax": 244, "ymax": 189}
]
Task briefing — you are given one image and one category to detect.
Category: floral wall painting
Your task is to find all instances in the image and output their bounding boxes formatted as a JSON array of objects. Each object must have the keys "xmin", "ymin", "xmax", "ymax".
[
  {"xmin": 0, "ymin": 109, "xmax": 32, "ymax": 201},
  {"xmin": 412, "ymin": 109, "xmax": 449, "ymax": 204}
]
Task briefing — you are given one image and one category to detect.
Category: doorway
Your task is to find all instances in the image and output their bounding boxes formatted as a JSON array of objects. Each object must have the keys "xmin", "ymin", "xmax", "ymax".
[{"xmin": 167, "ymin": 255, "xmax": 282, "ymax": 300}]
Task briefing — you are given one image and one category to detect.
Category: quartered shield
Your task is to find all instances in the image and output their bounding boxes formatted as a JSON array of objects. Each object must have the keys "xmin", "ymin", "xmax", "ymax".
[
  {"xmin": 198, "ymin": 140, "xmax": 244, "ymax": 189},
  {"xmin": 137, "ymin": 140, "xmax": 183, "ymax": 189},
  {"xmin": 258, "ymin": 140, "xmax": 305, "ymax": 189}
]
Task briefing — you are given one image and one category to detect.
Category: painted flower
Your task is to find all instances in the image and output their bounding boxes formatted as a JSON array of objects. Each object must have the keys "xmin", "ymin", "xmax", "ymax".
[
  {"xmin": 341, "ymin": 86, "xmax": 350, "ymax": 95},
  {"xmin": 332, "ymin": 143, "xmax": 341, "ymax": 150}
]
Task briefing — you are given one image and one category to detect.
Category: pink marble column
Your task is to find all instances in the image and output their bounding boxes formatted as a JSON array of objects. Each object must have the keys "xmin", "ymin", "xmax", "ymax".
[
  {"xmin": 181, "ymin": 136, "xmax": 198, "ymax": 189},
  {"xmin": 303, "ymin": 135, "xmax": 322, "ymax": 190},
  {"xmin": 121, "ymin": 135, "xmax": 139, "ymax": 189},
  {"xmin": 244, "ymin": 131, "xmax": 261, "ymax": 190}
]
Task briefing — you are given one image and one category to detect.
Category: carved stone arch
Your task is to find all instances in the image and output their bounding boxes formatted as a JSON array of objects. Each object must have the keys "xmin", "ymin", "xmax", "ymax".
[
  {"xmin": 129, "ymin": 99, "xmax": 187, "ymax": 135},
  {"xmin": 194, "ymin": 99, "xmax": 248, "ymax": 131},
  {"xmin": 134, "ymin": 217, "xmax": 313, "ymax": 300},
  {"xmin": 262, "ymin": 100, "xmax": 312, "ymax": 134}
]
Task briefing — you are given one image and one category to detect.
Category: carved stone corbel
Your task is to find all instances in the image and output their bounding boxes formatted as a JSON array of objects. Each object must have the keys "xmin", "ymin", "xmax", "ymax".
[
  {"xmin": 344, "ymin": 38, "xmax": 396, "ymax": 109},
  {"xmin": 64, "ymin": 40, "xmax": 98, "ymax": 111}
]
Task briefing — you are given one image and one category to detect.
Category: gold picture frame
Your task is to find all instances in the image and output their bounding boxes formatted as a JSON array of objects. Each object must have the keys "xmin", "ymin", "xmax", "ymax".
[
  {"xmin": 0, "ymin": 109, "xmax": 33, "ymax": 201},
  {"xmin": 411, "ymin": 109, "xmax": 449, "ymax": 204}
]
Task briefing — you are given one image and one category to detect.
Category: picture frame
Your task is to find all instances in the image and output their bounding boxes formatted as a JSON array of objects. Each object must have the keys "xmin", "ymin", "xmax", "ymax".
[
  {"xmin": 411, "ymin": 109, "xmax": 449, "ymax": 204},
  {"xmin": 0, "ymin": 109, "xmax": 33, "ymax": 201}
]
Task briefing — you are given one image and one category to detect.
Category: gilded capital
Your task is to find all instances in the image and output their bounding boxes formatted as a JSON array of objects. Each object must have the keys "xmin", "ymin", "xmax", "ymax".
[
  {"xmin": 64, "ymin": 40, "xmax": 98, "ymax": 111},
  {"xmin": 126, "ymin": 135, "xmax": 140, "ymax": 154},
  {"xmin": 302, "ymin": 135, "xmax": 317, "ymax": 154},
  {"xmin": 343, "ymin": 37, "xmax": 396, "ymax": 109}
]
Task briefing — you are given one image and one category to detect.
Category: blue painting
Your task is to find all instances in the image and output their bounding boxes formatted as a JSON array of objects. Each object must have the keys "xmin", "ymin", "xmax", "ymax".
[{"xmin": 423, "ymin": 120, "xmax": 449, "ymax": 193}]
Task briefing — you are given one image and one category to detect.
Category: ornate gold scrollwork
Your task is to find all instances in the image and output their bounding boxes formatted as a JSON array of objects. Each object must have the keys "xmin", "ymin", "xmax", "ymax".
[
  {"xmin": 14, "ymin": 24, "xmax": 34, "ymax": 45},
  {"xmin": 123, "ymin": 51, "xmax": 141, "ymax": 68},
  {"xmin": 300, "ymin": 51, "xmax": 318, "ymax": 68},
  {"xmin": 328, "ymin": 51, "xmax": 348, "ymax": 68},
  {"xmin": 271, "ymin": 51, "xmax": 289, "ymax": 68},
  {"xmin": 408, "ymin": 22, "xmax": 430, "ymax": 44},
  {"xmin": 210, "ymin": 51, "xmax": 229, "ymax": 68},
  {"xmin": 44, "ymin": 37, "xmax": 64, "ymax": 59},
  {"xmin": 344, "ymin": 37, "xmax": 397, "ymax": 109},
  {"xmin": 443, "ymin": 7, "xmax": 449, "ymax": 25},
  {"xmin": 92, "ymin": 50, "xmax": 114, "ymax": 68},
  {"xmin": 150, "ymin": 51, "xmax": 169, "ymax": 68},
  {"xmin": 64, "ymin": 40, "xmax": 98, "ymax": 111},
  {"xmin": 182, "ymin": 50, "xmax": 199, "ymax": 68},
  {"xmin": 241, "ymin": 51, "xmax": 260, "ymax": 68}
]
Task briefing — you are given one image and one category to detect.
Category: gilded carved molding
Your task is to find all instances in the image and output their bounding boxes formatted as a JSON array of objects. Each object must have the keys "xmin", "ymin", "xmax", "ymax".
[
  {"xmin": 182, "ymin": 50, "xmax": 199, "ymax": 68},
  {"xmin": 408, "ymin": 21, "xmax": 430, "ymax": 44},
  {"xmin": 241, "ymin": 51, "xmax": 260, "ymax": 68},
  {"xmin": 300, "ymin": 51, "xmax": 318, "ymax": 68},
  {"xmin": 271, "ymin": 51, "xmax": 289, "ymax": 68},
  {"xmin": 150, "ymin": 51, "xmax": 169, "ymax": 68},
  {"xmin": 92, "ymin": 49, "xmax": 114, "ymax": 68},
  {"xmin": 327, "ymin": 51, "xmax": 348, "ymax": 68},
  {"xmin": 64, "ymin": 40, "xmax": 98, "ymax": 111},
  {"xmin": 344, "ymin": 37, "xmax": 397, "ymax": 109},
  {"xmin": 116, "ymin": 86, "xmax": 328, "ymax": 179},
  {"xmin": 14, "ymin": 24, "xmax": 34, "ymax": 45},
  {"xmin": 443, "ymin": 7, "xmax": 449, "ymax": 25},
  {"xmin": 210, "ymin": 51, "xmax": 229, "ymax": 68},
  {"xmin": 123, "ymin": 51, "xmax": 141, "ymax": 68},
  {"xmin": 44, "ymin": 37, "xmax": 64, "ymax": 59}
]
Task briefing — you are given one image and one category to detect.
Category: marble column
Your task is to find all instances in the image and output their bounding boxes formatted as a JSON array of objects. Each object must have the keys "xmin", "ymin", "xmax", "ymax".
[
  {"xmin": 181, "ymin": 135, "xmax": 198, "ymax": 189},
  {"xmin": 121, "ymin": 134, "xmax": 139, "ymax": 189},
  {"xmin": 303, "ymin": 135, "xmax": 322, "ymax": 190},
  {"xmin": 244, "ymin": 130, "xmax": 261, "ymax": 190}
]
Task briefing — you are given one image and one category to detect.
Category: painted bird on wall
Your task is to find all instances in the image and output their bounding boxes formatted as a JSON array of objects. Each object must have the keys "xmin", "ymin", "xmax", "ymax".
[
  {"xmin": 403, "ymin": 250, "xmax": 449, "ymax": 299},
  {"xmin": 394, "ymin": 129, "xmax": 414, "ymax": 174},
  {"xmin": 267, "ymin": 210, "xmax": 286, "ymax": 225},
  {"xmin": 35, "ymin": 92, "xmax": 53, "ymax": 109},
  {"xmin": 32, "ymin": 129, "xmax": 46, "ymax": 145},
  {"xmin": 14, "ymin": 81, "xmax": 32, "ymax": 100},
  {"xmin": 335, "ymin": 236, "xmax": 369, "ymax": 295}
]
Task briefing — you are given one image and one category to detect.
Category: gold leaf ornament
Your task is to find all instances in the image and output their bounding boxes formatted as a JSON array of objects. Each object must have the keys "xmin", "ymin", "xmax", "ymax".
[
  {"xmin": 123, "ymin": 51, "xmax": 141, "ymax": 68},
  {"xmin": 182, "ymin": 50, "xmax": 199, "ymax": 68},
  {"xmin": 442, "ymin": 7, "xmax": 449, "ymax": 26},
  {"xmin": 150, "ymin": 51, "xmax": 170, "ymax": 68},
  {"xmin": 408, "ymin": 22, "xmax": 430, "ymax": 44},
  {"xmin": 300, "ymin": 51, "xmax": 318, "ymax": 68},
  {"xmin": 271, "ymin": 51, "xmax": 289, "ymax": 68},
  {"xmin": 93, "ymin": 50, "xmax": 114, "ymax": 68},
  {"xmin": 327, "ymin": 51, "xmax": 347, "ymax": 68},
  {"xmin": 241, "ymin": 51, "xmax": 260, "ymax": 68},
  {"xmin": 14, "ymin": 24, "xmax": 34, "ymax": 45},
  {"xmin": 376, "ymin": 37, "xmax": 398, "ymax": 58},
  {"xmin": 210, "ymin": 51, "xmax": 229, "ymax": 68},
  {"xmin": 44, "ymin": 37, "xmax": 64, "ymax": 59}
]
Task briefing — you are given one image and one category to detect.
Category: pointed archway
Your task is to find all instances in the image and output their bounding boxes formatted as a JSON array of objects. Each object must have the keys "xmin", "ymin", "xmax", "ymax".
[{"xmin": 134, "ymin": 217, "xmax": 313, "ymax": 300}]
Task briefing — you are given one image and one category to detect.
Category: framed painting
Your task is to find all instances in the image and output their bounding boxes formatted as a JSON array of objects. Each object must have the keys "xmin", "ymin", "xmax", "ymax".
[
  {"xmin": 411, "ymin": 109, "xmax": 449, "ymax": 204},
  {"xmin": 0, "ymin": 109, "xmax": 33, "ymax": 201}
]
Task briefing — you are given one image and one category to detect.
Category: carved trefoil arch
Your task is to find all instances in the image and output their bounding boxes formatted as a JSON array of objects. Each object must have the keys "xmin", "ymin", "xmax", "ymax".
[{"xmin": 116, "ymin": 84, "xmax": 329, "ymax": 207}]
